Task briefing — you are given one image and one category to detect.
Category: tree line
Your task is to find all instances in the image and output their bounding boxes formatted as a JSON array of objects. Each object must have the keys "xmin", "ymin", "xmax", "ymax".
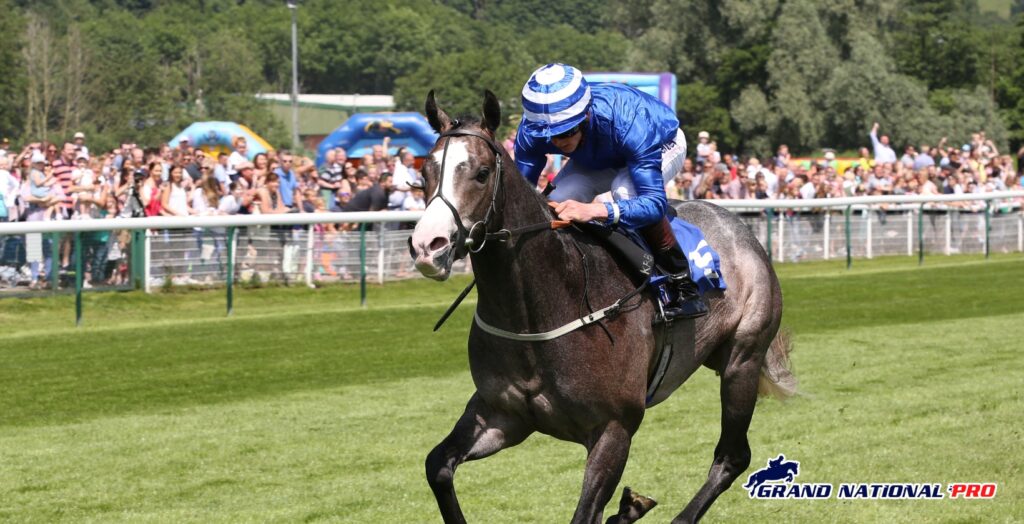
[{"xmin": 1, "ymin": 0, "xmax": 1022, "ymax": 157}]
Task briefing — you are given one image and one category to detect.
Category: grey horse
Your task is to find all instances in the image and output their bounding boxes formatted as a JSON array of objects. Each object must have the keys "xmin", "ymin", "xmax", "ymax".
[{"xmin": 408, "ymin": 90, "xmax": 796, "ymax": 523}]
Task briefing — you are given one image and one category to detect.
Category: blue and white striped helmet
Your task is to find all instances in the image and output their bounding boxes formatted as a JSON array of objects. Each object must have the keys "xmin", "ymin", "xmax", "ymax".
[{"xmin": 521, "ymin": 63, "xmax": 591, "ymax": 139}]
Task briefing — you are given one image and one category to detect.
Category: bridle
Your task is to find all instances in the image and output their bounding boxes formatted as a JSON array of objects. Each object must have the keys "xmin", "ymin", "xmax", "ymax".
[
  {"xmin": 421, "ymin": 123, "xmax": 575, "ymax": 332},
  {"xmin": 427, "ymin": 124, "xmax": 506, "ymax": 254},
  {"xmin": 424, "ymin": 124, "xmax": 571, "ymax": 259}
]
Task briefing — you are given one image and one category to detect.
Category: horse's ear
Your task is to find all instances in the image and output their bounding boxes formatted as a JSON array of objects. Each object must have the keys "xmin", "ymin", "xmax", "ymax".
[
  {"xmin": 425, "ymin": 90, "xmax": 453, "ymax": 134},
  {"xmin": 482, "ymin": 90, "xmax": 501, "ymax": 135}
]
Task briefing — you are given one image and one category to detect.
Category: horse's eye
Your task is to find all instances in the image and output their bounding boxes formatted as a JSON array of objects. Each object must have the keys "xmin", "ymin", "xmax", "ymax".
[{"xmin": 475, "ymin": 167, "xmax": 491, "ymax": 183}]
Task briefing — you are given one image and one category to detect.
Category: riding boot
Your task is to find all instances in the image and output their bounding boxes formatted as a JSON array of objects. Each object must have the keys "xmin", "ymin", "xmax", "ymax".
[{"xmin": 641, "ymin": 217, "xmax": 709, "ymax": 320}]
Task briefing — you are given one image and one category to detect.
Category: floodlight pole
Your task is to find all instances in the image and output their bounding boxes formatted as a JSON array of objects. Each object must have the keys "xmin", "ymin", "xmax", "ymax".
[{"xmin": 288, "ymin": 1, "xmax": 300, "ymax": 151}]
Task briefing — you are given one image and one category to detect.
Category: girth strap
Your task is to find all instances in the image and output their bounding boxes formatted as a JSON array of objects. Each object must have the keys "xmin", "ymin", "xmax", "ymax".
[
  {"xmin": 471, "ymin": 281, "xmax": 647, "ymax": 342},
  {"xmin": 473, "ymin": 302, "xmax": 621, "ymax": 342}
]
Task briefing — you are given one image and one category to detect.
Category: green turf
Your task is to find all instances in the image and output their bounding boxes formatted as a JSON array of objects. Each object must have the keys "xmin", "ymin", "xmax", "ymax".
[{"xmin": 0, "ymin": 254, "xmax": 1022, "ymax": 522}]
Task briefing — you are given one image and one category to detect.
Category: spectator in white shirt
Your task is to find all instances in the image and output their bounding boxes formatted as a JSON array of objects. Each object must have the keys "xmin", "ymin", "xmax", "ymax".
[
  {"xmin": 391, "ymin": 149, "xmax": 418, "ymax": 191},
  {"xmin": 695, "ymin": 131, "xmax": 712, "ymax": 165},
  {"xmin": 227, "ymin": 137, "xmax": 248, "ymax": 179},
  {"xmin": 214, "ymin": 152, "xmax": 231, "ymax": 186},
  {"xmin": 402, "ymin": 185, "xmax": 426, "ymax": 211},
  {"xmin": 869, "ymin": 122, "xmax": 897, "ymax": 164}
]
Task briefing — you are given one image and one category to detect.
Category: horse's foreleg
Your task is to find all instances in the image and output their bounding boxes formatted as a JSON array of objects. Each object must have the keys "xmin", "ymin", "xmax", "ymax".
[
  {"xmin": 426, "ymin": 392, "xmax": 531, "ymax": 524},
  {"xmin": 673, "ymin": 358, "xmax": 760, "ymax": 523},
  {"xmin": 571, "ymin": 422, "xmax": 633, "ymax": 524}
]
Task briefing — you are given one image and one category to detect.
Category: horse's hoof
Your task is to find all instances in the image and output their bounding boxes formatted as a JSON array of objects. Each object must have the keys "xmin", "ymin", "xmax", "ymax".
[{"xmin": 607, "ymin": 486, "xmax": 658, "ymax": 523}]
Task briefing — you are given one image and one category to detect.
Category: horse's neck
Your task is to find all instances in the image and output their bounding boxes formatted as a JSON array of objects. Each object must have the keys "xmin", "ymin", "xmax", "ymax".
[{"xmin": 471, "ymin": 170, "xmax": 585, "ymax": 323}]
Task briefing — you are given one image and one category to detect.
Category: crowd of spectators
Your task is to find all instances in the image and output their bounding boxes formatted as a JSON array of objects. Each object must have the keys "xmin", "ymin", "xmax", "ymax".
[
  {"xmin": 0, "ymin": 133, "xmax": 426, "ymax": 224},
  {"xmin": 0, "ymin": 133, "xmax": 426, "ymax": 288},
  {"xmin": 657, "ymin": 123, "xmax": 1023, "ymax": 205},
  {"xmin": 2, "ymin": 123, "xmax": 1022, "ymax": 289}
]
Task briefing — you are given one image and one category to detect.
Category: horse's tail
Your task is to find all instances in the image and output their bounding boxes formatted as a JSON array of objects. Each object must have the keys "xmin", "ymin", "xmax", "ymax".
[{"xmin": 758, "ymin": 328, "xmax": 798, "ymax": 399}]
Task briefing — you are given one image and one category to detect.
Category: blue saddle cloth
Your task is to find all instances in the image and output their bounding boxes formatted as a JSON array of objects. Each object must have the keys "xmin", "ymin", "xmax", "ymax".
[{"xmin": 623, "ymin": 217, "xmax": 727, "ymax": 295}]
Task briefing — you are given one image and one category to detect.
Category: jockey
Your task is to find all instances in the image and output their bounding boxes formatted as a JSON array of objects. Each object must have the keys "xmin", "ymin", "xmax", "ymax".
[{"xmin": 515, "ymin": 63, "xmax": 708, "ymax": 319}]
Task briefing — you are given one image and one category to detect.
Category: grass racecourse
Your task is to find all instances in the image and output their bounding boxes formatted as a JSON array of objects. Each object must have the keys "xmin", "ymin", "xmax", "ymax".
[{"xmin": 0, "ymin": 253, "xmax": 1022, "ymax": 523}]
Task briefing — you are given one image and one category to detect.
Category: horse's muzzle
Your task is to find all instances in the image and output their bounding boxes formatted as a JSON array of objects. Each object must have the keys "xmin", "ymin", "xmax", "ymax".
[{"xmin": 412, "ymin": 235, "xmax": 455, "ymax": 281}]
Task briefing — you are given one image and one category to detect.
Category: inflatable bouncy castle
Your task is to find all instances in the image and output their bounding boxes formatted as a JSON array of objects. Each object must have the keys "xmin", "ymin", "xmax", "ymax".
[
  {"xmin": 584, "ymin": 72, "xmax": 678, "ymax": 109},
  {"xmin": 168, "ymin": 122, "xmax": 273, "ymax": 160},
  {"xmin": 316, "ymin": 113, "xmax": 439, "ymax": 167}
]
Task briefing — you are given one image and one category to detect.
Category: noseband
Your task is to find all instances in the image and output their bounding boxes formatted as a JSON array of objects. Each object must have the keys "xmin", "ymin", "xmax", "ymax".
[{"xmin": 427, "ymin": 126, "xmax": 505, "ymax": 253}]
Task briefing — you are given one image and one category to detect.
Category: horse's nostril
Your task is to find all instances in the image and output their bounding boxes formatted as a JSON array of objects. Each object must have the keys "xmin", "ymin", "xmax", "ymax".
[{"xmin": 429, "ymin": 237, "xmax": 450, "ymax": 252}]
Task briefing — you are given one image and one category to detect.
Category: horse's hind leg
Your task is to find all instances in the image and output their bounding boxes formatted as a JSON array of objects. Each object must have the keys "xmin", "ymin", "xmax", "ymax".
[
  {"xmin": 673, "ymin": 352, "xmax": 762, "ymax": 523},
  {"xmin": 426, "ymin": 392, "xmax": 531, "ymax": 524}
]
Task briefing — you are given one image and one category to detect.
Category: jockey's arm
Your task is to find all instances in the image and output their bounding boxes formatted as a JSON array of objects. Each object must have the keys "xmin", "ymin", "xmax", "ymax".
[
  {"xmin": 513, "ymin": 129, "xmax": 550, "ymax": 186},
  {"xmin": 615, "ymin": 108, "xmax": 669, "ymax": 229}
]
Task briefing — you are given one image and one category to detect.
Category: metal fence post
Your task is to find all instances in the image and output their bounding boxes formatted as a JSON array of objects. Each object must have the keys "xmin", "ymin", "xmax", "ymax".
[
  {"xmin": 866, "ymin": 206, "xmax": 873, "ymax": 259},
  {"xmin": 824, "ymin": 211, "xmax": 831, "ymax": 260},
  {"xmin": 1018, "ymin": 212, "xmax": 1023, "ymax": 252},
  {"xmin": 845, "ymin": 206, "xmax": 852, "ymax": 269},
  {"xmin": 945, "ymin": 210, "xmax": 952, "ymax": 255},
  {"xmin": 377, "ymin": 228, "xmax": 385, "ymax": 285},
  {"xmin": 49, "ymin": 233, "xmax": 60, "ymax": 291},
  {"xmin": 984, "ymin": 201, "xmax": 991, "ymax": 259},
  {"xmin": 918, "ymin": 204, "xmax": 925, "ymax": 265},
  {"xmin": 777, "ymin": 210, "xmax": 784, "ymax": 263},
  {"xmin": 765, "ymin": 208, "xmax": 773, "ymax": 261},
  {"xmin": 359, "ymin": 223, "xmax": 367, "ymax": 307},
  {"xmin": 74, "ymin": 232, "xmax": 83, "ymax": 326},
  {"xmin": 305, "ymin": 224, "xmax": 315, "ymax": 287},
  {"xmin": 131, "ymin": 230, "xmax": 144, "ymax": 289},
  {"xmin": 226, "ymin": 227, "xmax": 236, "ymax": 316},
  {"xmin": 906, "ymin": 209, "xmax": 913, "ymax": 257},
  {"xmin": 143, "ymin": 229, "xmax": 152, "ymax": 293}
]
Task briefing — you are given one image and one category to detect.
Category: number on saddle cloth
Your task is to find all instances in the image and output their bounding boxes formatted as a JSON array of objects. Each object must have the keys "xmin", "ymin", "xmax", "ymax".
[{"xmin": 669, "ymin": 218, "xmax": 727, "ymax": 294}]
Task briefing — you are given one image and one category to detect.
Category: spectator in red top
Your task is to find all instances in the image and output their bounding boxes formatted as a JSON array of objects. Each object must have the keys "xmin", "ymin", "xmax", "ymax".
[
  {"xmin": 53, "ymin": 142, "xmax": 78, "ymax": 217},
  {"xmin": 50, "ymin": 142, "xmax": 85, "ymax": 269}
]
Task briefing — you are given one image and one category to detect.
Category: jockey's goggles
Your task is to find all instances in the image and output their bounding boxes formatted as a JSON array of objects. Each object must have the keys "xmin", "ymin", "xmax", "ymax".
[{"xmin": 552, "ymin": 123, "xmax": 583, "ymax": 140}]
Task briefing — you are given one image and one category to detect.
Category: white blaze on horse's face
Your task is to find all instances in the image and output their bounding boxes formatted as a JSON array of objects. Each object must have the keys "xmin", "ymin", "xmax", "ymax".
[{"xmin": 411, "ymin": 140, "xmax": 470, "ymax": 280}]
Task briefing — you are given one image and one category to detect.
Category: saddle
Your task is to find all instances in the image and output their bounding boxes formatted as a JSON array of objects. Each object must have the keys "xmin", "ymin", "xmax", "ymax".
[
  {"xmin": 573, "ymin": 221, "xmax": 656, "ymax": 278},
  {"xmin": 570, "ymin": 219, "xmax": 683, "ymax": 407}
]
